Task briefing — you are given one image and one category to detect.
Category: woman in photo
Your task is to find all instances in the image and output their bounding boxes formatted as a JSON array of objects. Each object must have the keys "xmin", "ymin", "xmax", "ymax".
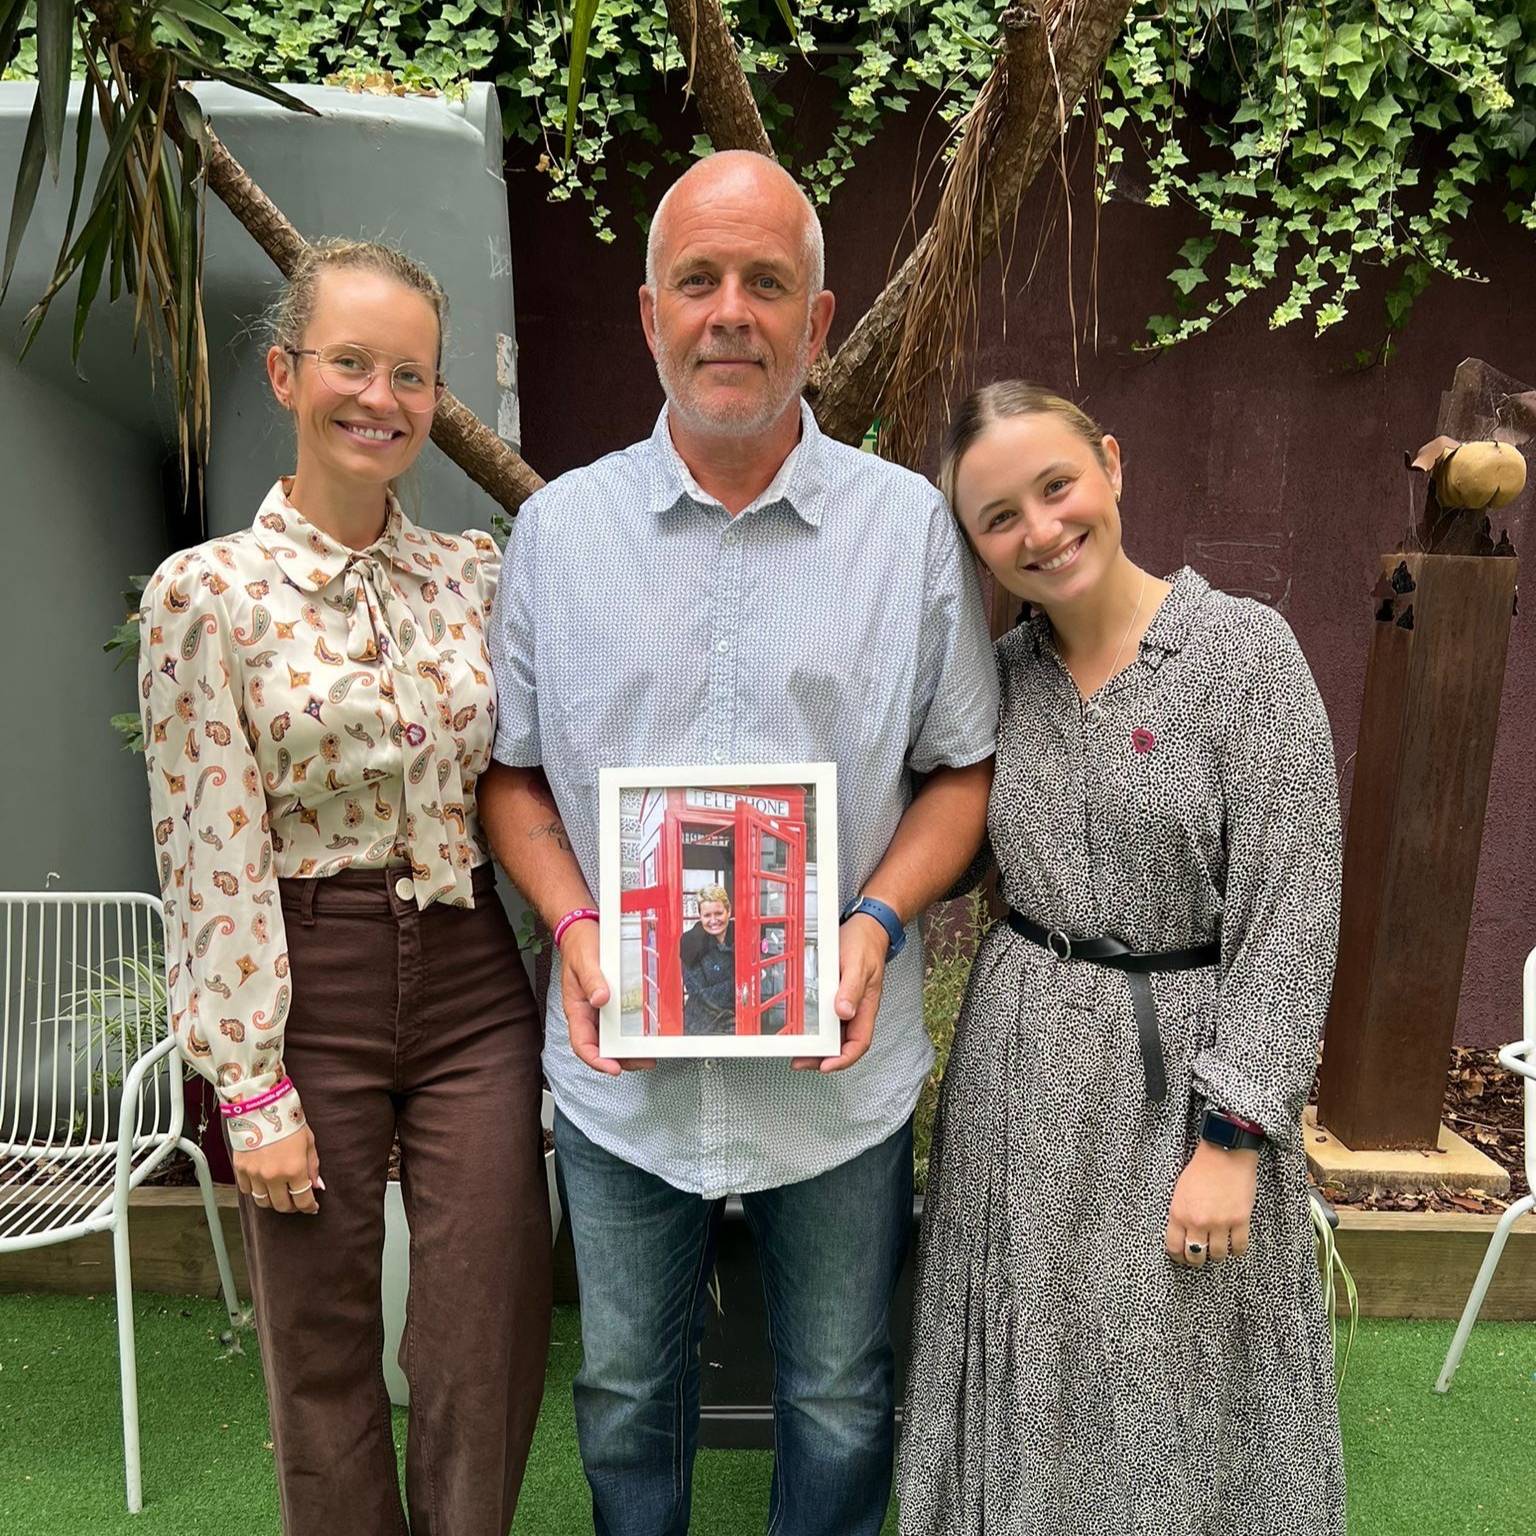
[
  {"xmin": 139, "ymin": 239, "xmax": 550, "ymax": 1535},
  {"xmin": 680, "ymin": 883, "xmax": 737, "ymax": 1035},
  {"xmin": 899, "ymin": 381, "xmax": 1345, "ymax": 1535}
]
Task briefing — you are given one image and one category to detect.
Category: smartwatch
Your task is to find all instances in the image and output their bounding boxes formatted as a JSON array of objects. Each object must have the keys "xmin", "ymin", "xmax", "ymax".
[
  {"xmin": 840, "ymin": 895, "xmax": 907, "ymax": 959},
  {"xmin": 1199, "ymin": 1107, "xmax": 1265, "ymax": 1152}
]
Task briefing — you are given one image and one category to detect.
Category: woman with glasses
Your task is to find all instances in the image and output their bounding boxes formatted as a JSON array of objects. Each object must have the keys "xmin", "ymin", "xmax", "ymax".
[{"xmin": 138, "ymin": 239, "xmax": 550, "ymax": 1535}]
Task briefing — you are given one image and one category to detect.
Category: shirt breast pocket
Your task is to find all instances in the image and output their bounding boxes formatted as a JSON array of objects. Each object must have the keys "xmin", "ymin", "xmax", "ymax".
[
  {"xmin": 778, "ymin": 655, "xmax": 879, "ymax": 767},
  {"xmin": 555, "ymin": 658, "xmax": 709, "ymax": 792}
]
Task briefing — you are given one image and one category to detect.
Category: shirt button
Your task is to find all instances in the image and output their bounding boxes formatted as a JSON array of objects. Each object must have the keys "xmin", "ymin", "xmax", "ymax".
[
  {"xmin": 394, "ymin": 876, "xmax": 415, "ymax": 901},
  {"xmin": 715, "ymin": 639, "xmax": 729, "ymax": 654},
  {"xmin": 711, "ymin": 749, "xmax": 724, "ymax": 763}
]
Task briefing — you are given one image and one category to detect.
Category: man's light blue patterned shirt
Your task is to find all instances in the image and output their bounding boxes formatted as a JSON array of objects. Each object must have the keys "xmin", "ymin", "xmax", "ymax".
[{"xmin": 490, "ymin": 402, "xmax": 998, "ymax": 1198}]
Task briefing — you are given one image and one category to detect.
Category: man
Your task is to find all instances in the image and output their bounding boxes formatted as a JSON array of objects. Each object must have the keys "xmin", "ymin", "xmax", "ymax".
[{"xmin": 480, "ymin": 150, "xmax": 998, "ymax": 1536}]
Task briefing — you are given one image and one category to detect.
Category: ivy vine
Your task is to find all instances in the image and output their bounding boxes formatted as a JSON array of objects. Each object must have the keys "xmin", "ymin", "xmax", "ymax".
[
  {"xmin": 4, "ymin": 0, "xmax": 1533, "ymax": 348},
  {"xmin": 1103, "ymin": 0, "xmax": 1536, "ymax": 351}
]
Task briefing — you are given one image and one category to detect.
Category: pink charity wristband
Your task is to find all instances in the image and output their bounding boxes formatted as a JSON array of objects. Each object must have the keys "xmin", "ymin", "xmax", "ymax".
[
  {"xmin": 219, "ymin": 1077, "xmax": 294, "ymax": 1119},
  {"xmin": 553, "ymin": 908, "xmax": 600, "ymax": 948}
]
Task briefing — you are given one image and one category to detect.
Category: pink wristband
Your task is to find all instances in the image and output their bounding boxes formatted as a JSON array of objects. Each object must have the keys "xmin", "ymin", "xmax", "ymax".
[
  {"xmin": 553, "ymin": 908, "xmax": 600, "ymax": 948},
  {"xmin": 220, "ymin": 1077, "xmax": 294, "ymax": 1118}
]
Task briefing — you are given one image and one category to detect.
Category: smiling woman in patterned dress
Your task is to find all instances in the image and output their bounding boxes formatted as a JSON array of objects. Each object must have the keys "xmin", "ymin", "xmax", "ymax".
[
  {"xmin": 137, "ymin": 240, "xmax": 549, "ymax": 1535},
  {"xmin": 898, "ymin": 381, "xmax": 1346, "ymax": 1536}
]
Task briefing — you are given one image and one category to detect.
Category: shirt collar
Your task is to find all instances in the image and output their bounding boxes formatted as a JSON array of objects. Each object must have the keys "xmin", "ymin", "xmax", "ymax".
[
  {"xmin": 1138, "ymin": 566, "xmax": 1208, "ymax": 655},
  {"xmin": 250, "ymin": 479, "xmax": 424, "ymax": 593},
  {"xmin": 1022, "ymin": 566, "xmax": 1208, "ymax": 662},
  {"xmin": 643, "ymin": 399, "xmax": 827, "ymax": 527}
]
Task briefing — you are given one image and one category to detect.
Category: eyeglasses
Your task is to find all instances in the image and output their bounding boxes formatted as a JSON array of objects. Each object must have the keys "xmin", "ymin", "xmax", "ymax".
[{"xmin": 285, "ymin": 344, "xmax": 445, "ymax": 414}]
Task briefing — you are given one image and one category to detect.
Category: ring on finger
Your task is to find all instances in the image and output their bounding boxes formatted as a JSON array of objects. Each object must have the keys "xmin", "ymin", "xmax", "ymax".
[
  {"xmin": 1185, "ymin": 1239, "xmax": 1206, "ymax": 1258},
  {"xmin": 251, "ymin": 1192, "xmax": 271, "ymax": 1203},
  {"xmin": 287, "ymin": 1182, "xmax": 312, "ymax": 1195}
]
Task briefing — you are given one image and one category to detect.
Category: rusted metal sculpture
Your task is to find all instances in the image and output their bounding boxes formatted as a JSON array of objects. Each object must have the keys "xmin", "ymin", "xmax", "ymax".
[{"xmin": 1317, "ymin": 359, "xmax": 1532, "ymax": 1149}]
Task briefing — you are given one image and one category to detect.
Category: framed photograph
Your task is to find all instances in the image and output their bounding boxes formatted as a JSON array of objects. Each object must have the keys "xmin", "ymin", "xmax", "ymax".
[{"xmin": 598, "ymin": 763, "xmax": 840, "ymax": 1058}]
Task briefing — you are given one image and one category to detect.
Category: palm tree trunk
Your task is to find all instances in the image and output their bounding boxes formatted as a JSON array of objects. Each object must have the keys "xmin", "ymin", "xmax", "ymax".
[
  {"xmin": 812, "ymin": 0, "xmax": 1133, "ymax": 449},
  {"xmin": 662, "ymin": 0, "xmax": 775, "ymax": 158}
]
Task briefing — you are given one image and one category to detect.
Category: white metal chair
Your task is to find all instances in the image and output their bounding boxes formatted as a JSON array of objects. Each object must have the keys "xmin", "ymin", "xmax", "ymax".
[
  {"xmin": 0, "ymin": 892, "xmax": 240, "ymax": 1511},
  {"xmin": 1434, "ymin": 943, "xmax": 1536, "ymax": 1393}
]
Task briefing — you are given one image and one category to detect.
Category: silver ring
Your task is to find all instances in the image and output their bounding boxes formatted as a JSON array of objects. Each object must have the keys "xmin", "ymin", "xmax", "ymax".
[
  {"xmin": 287, "ymin": 1183, "xmax": 312, "ymax": 1195},
  {"xmin": 251, "ymin": 1193, "xmax": 271, "ymax": 1203},
  {"xmin": 1046, "ymin": 929, "xmax": 1074, "ymax": 962}
]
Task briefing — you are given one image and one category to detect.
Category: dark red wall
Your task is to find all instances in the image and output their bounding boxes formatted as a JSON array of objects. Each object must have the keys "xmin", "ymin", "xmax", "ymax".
[{"xmin": 504, "ymin": 101, "xmax": 1535, "ymax": 1050}]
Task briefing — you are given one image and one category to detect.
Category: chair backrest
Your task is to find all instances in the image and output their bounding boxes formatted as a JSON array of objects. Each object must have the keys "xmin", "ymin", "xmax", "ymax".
[
  {"xmin": 1524, "ymin": 947, "xmax": 1536, "ymax": 1051},
  {"xmin": 1519, "ymin": 947, "xmax": 1536, "ymax": 1188},
  {"xmin": 0, "ymin": 893, "xmax": 175, "ymax": 1158}
]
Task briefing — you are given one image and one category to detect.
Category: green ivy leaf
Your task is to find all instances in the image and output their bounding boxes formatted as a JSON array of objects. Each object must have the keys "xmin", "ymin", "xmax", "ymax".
[
  {"xmin": 1489, "ymin": 14, "xmax": 1522, "ymax": 47},
  {"xmin": 1359, "ymin": 93, "xmax": 1403, "ymax": 133},
  {"xmin": 1341, "ymin": 60, "xmax": 1376, "ymax": 99}
]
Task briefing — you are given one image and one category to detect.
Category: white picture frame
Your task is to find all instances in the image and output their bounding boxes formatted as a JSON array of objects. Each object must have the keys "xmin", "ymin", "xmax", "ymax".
[{"xmin": 598, "ymin": 762, "xmax": 840, "ymax": 1058}]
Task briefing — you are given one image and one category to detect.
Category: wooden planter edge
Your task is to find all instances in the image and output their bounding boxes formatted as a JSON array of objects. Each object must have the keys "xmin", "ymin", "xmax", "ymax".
[{"xmin": 3, "ymin": 1188, "xmax": 1533, "ymax": 1323}]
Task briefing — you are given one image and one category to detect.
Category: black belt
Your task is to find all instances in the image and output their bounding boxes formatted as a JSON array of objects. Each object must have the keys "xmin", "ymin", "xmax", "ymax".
[{"xmin": 1006, "ymin": 911, "xmax": 1219, "ymax": 1103}]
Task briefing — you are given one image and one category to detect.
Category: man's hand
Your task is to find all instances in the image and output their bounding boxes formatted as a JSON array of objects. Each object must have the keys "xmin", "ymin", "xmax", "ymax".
[
  {"xmin": 794, "ymin": 913, "xmax": 889, "ymax": 1072},
  {"xmin": 561, "ymin": 920, "xmax": 654, "ymax": 1076},
  {"xmin": 1165, "ymin": 1139, "xmax": 1259, "ymax": 1268},
  {"xmin": 233, "ymin": 1125, "xmax": 322, "ymax": 1216}
]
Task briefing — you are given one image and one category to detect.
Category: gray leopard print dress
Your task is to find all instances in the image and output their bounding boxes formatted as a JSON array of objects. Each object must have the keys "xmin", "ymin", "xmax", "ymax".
[{"xmin": 899, "ymin": 568, "xmax": 1347, "ymax": 1536}]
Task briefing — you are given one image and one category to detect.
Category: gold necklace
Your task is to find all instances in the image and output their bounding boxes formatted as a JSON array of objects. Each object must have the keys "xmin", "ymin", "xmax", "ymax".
[
  {"xmin": 1104, "ymin": 569, "xmax": 1148, "ymax": 686},
  {"xmin": 1083, "ymin": 569, "xmax": 1147, "ymax": 712}
]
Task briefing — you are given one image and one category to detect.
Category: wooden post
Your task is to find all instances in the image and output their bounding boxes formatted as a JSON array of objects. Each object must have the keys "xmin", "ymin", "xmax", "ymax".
[{"xmin": 1317, "ymin": 360, "xmax": 1531, "ymax": 1149}]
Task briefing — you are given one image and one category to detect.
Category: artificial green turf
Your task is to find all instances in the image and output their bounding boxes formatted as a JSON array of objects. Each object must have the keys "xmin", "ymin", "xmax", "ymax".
[{"xmin": 0, "ymin": 1293, "xmax": 1530, "ymax": 1534}]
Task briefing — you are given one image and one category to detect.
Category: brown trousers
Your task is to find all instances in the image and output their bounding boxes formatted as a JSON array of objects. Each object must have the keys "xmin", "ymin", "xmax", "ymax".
[{"xmin": 237, "ymin": 865, "xmax": 551, "ymax": 1536}]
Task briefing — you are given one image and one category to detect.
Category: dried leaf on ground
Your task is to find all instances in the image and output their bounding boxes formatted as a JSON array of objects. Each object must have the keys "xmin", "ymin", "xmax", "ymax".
[{"xmin": 1311, "ymin": 1046, "xmax": 1530, "ymax": 1211}]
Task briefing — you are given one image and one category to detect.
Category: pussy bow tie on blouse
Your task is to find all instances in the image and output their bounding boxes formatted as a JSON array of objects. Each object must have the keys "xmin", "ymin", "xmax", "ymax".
[{"xmin": 257, "ymin": 488, "xmax": 476, "ymax": 910}]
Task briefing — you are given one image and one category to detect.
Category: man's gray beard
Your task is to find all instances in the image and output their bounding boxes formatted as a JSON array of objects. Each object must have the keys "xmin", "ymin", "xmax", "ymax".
[{"xmin": 655, "ymin": 324, "xmax": 813, "ymax": 439}]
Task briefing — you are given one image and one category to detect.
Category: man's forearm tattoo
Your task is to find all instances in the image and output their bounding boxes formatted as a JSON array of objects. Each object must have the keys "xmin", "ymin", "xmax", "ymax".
[
  {"xmin": 525, "ymin": 771, "xmax": 573, "ymax": 851},
  {"xmin": 530, "ymin": 820, "xmax": 572, "ymax": 852}
]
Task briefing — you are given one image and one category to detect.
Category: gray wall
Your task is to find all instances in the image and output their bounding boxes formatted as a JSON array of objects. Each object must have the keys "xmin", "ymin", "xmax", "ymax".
[
  {"xmin": 1, "ymin": 362, "xmax": 166, "ymax": 891},
  {"xmin": 0, "ymin": 82, "xmax": 520, "ymax": 896},
  {"xmin": 194, "ymin": 83, "xmax": 521, "ymax": 532}
]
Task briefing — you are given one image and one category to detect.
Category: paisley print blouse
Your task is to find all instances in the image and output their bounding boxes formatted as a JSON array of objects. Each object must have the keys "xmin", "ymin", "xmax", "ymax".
[{"xmin": 138, "ymin": 481, "xmax": 502, "ymax": 1149}]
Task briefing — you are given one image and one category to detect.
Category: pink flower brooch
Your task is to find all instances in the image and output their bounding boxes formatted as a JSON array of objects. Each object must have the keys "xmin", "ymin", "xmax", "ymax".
[{"xmin": 1131, "ymin": 727, "xmax": 1156, "ymax": 754}]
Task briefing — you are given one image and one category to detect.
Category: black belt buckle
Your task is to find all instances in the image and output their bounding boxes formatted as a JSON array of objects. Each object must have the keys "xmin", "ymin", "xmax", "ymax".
[{"xmin": 1045, "ymin": 928, "xmax": 1074, "ymax": 962}]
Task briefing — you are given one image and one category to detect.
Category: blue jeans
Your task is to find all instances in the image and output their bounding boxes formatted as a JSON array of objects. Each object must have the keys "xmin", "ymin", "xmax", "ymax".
[{"xmin": 554, "ymin": 1109, "xmax": 914, "ymax": 1536}]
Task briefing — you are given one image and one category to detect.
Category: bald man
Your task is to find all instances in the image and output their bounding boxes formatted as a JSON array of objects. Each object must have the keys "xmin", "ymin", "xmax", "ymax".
[{"xmin": 481, "ymin": 151, "xmax": 998, "ymax": 1536}]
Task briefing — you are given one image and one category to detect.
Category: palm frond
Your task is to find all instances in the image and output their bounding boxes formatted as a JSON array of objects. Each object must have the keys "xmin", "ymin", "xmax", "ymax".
[
  {"xmin": 0, "ymin": 0, "xmax": 31, "ymax": 70},
  {"xmin": 563, "ymin": 0, "xmax": 601, "ymax": 166},
  {"xmin": 154, "ymin": 0, "xmax": 254, "ymax": 48},
  {"xmin": 1, "ymin": 93, "xmax": 47, "ymax": 299},
  {"xmin": 33, "ymin": 0, "xmax": 72, "ymax": 178},
  {"xmin": 52, "ymin": 74, "xmax": 97, "ymax": 276},
  {"xmin": 4, "ymin": 1, "xmax": 317, "ymax": 530}
]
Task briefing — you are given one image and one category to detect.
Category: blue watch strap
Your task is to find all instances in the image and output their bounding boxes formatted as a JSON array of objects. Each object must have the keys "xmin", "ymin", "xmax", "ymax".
[{"xmin": 840, "ymin": 895, "xmax": 907, "ymax": 958}]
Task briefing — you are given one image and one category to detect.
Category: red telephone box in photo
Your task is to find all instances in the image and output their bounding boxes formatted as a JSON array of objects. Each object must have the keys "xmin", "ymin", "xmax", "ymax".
[{"xmin": 621, "ymin": 785, "xmax": 809, "ymax": 1037}]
